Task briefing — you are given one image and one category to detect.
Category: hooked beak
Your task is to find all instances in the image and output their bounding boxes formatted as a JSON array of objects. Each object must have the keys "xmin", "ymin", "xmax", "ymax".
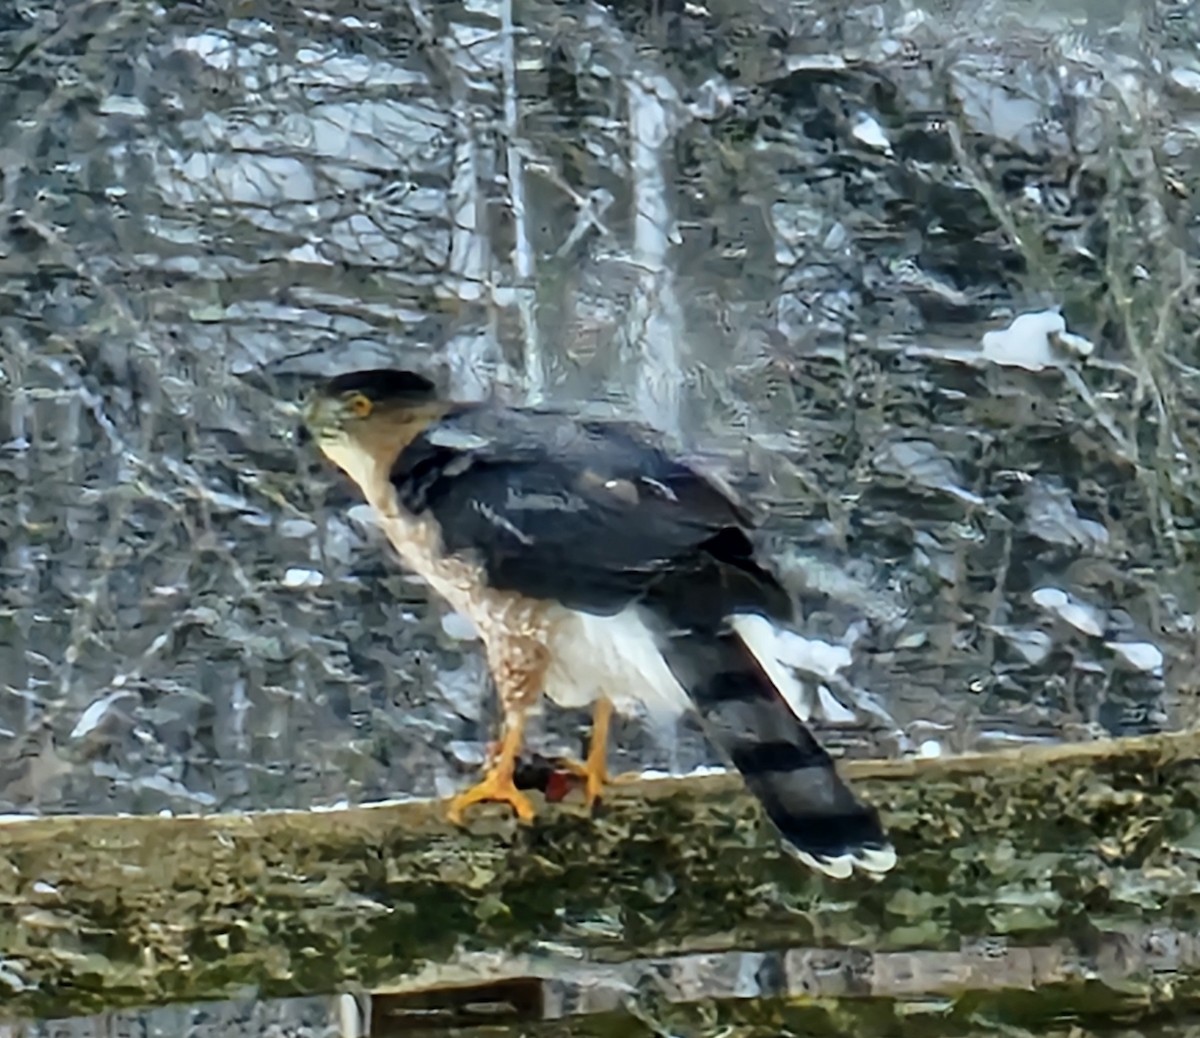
[
  {"xmin": 288, "ymin": 395, "xmax": 334, "ymax": 448},
  {"xmin": 297, "ymin": 393, "xmax": 343, "ymax": 446}
]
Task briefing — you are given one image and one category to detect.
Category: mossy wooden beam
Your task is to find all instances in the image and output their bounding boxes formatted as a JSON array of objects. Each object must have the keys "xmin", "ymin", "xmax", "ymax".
[
  {"xmin": 3, "ymin": 731, "xmax": 1200, "ymax": 1020},
  {"xmin": 390, "ymin": 986, "xmax": 1200, "ymax": 1038}
]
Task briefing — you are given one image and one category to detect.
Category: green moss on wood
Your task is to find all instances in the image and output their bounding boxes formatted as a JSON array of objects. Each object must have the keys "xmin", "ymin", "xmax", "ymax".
[{"xmin": 3, "ymin": 732, "xmax": 1200, "ymax": 1019}]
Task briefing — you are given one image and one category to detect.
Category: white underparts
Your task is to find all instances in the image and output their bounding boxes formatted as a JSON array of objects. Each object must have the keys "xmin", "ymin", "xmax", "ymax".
[
  {"xmin": 729, "ymin": 614, "xmax": 857, "ymax": 725},
  {"xmin": 729, "ymin": 614, "xmax": 814, "ymax": 722},
  {"xmin": 542, "ymin": 606, "xmax": 691, "ymax": 727},
  {"xmin": 542, "ymin": 608, "xmax": 857, "ymax": 730}
]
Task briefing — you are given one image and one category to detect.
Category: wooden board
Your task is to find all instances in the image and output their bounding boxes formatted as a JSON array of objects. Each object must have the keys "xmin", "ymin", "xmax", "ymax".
[{"xmin": 3, "ymin": 731, "xmax": 1200, "ymax": 1021}]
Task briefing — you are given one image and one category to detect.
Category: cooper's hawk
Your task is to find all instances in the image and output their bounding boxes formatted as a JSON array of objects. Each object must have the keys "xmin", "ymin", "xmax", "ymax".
[{"xmin": 302, "ymin": 368, "xmax": 894, "ymax": 878}]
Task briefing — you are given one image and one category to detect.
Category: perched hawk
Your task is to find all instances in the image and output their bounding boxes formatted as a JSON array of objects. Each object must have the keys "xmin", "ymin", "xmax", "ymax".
[{"xmin": 302, "ymin": 369, "xmax": 895, "ymax": 878}]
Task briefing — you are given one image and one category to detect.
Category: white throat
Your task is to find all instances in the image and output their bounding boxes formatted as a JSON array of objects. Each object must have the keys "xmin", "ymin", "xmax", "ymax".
[{"xmin": 318, "ymin": 435, "xmax": 389, "ymax": 509}]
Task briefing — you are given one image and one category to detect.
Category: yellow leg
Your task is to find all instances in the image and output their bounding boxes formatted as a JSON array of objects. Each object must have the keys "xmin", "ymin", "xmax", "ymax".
[
  {"xmin": 447, "ymin": 710, "xmax": 536, "ymax": 824},
  {"xmin": 560, "ymin": 698, "xmax": 625, "ymax": 808}
]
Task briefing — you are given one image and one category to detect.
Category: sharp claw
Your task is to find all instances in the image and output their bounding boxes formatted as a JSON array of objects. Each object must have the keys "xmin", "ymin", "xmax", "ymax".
[
  {"xmin": 448, "ymin": 768, "xmax": 536, "ymax": 824},
  {"xmin": 452, "ymin": 709, "xmax": 535, "ymax": 823}
]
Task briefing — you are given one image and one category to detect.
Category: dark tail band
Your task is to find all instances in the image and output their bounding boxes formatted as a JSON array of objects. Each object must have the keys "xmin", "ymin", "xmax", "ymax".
[{"xmin": 656, "ymin": 618, "xmax": 895, "ymax": 878}]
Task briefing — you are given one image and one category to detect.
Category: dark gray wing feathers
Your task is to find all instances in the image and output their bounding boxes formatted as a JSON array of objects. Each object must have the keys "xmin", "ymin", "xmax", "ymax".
[{"xmin": 389, "ymin": 405, "xmax": 783, "ymax": 617}]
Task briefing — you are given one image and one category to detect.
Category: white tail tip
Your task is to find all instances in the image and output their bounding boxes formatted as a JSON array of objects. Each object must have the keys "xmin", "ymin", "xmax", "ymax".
[{"xmin": 789, "ymin": 842, "xmax": 898, "ymax": 879}]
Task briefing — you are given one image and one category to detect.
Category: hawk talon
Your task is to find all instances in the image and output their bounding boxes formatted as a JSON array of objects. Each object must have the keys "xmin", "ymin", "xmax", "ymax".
[
  {"xmin": 449, "ymin": 711, "xmax": 535, "ymax": 824},
  {"xmin": 447, "ymin": 767, "xmax": 536, "ymax": 825}
]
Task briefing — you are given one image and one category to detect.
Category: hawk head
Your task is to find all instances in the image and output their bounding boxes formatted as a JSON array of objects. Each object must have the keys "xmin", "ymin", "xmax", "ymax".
[{"xmin": 303, "ymin": 368, "xmax": 442, "ymax": 486}]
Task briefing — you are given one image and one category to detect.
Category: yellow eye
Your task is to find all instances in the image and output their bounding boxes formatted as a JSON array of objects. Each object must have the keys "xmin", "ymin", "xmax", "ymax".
[{"xmin": 347, "ymin": 393, "xmax": 373, "ymax": 418}]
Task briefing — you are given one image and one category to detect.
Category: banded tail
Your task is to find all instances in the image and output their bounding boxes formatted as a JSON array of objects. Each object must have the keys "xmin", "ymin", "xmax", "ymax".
[{"xmin": 654, "ymin": 609, "xmax": 896, "ymax": 879}]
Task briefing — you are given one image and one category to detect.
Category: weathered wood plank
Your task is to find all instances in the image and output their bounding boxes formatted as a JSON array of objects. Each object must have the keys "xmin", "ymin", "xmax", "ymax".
[
  {"xmin": 366, "ymin": 927, "xmax": 1200, "ymax": 1035},
  {"xmin": 386, "ymin": 990, "xmax": 1200, "ymax": 1038},
  {"xmin": 3, "ymin": 731, "xmax": 1200, "ymax": 1020}
]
